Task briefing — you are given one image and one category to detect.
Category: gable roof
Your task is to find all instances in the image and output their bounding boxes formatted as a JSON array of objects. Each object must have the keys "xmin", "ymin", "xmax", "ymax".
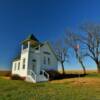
[
  {"xmin": 12, "ymin": 41, "xmax": 57, "ymax": 62},
  {"xmin": 44, "ymin": 41, "xmax": 58, "ymax": 60}
]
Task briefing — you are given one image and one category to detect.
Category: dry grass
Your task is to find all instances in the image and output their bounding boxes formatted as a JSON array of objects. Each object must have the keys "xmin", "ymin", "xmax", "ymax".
[
  {"xmin": 0, "ymin": 71, "xmax": 100, "ymax": 100},
  {"xmin": 59, "ymin": 70, "xmax": 97, "ymax": 74},
  {"xmin": 1, "ymin": 76, "xmax": 11, "ymax": 80},
  {"xmin": 50, "ymin": 77, "xmax": 100, "ymax": 86},
  {"xmin": 51, "ymin": 70, "xmax": 100, "ymax": 86},
  {"xmin": 0, "ymin": 70, "xmax": 11, "ymax": 76}
]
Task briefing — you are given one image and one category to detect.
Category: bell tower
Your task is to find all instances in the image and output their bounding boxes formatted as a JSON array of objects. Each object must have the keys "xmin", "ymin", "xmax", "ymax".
[
  {"xmin": 21, "ymin": 34, "xmax": 40, "ymax": 52},
  {"xmin": 20, "ymin": 34, "xmax": 40, "ymax": 76}
]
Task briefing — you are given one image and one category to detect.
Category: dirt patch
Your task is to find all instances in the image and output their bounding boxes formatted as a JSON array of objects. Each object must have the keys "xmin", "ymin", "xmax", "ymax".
[{"xmin": 1, "ymin": 76, "xmax": 11, "ymax": 80}]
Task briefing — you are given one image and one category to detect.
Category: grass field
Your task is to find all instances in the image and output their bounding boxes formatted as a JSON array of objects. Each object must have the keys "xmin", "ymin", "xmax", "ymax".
[{"xmin": 0, "ymin": 71, "xmax": 100, "ymax": 100}]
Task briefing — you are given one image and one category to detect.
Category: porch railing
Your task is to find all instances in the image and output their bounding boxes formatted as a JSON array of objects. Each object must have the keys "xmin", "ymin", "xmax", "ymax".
[
  {"xmin": 41, "ymin": 70, "xmax": 49, "ymax": 79},
  {"xmin": 28, "ymin": 70, "xmax": 36, "ymax": 81}
]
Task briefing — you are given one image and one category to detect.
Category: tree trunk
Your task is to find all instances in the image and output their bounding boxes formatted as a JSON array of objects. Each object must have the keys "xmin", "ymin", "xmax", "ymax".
[
  {"xmin": 79, "ymin": 60, "xmax": 86, "ymax": 75},
  {"xmin": 75, "ymin": 50, "xmax": 86, "ymax": 75},
  {"xmin": 61, "ymin": 61, "xmax": 65, "ymax": 75},
  {"xmin": 96, "ymin": 61, "xmax": 100, "ymax": 73}
]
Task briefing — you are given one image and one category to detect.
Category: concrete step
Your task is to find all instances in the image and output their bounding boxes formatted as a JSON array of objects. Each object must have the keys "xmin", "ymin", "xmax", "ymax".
[
  {"xmin": 26, "ymin": 75, "xmax": 36, "ymax": 83},
  {"xmin": 36, "ymin": 75, "xmax": 49, "ymax": 82},
  {"xmin": 26, "ymin": 74, "xmax": 49, "ymax": 83}
]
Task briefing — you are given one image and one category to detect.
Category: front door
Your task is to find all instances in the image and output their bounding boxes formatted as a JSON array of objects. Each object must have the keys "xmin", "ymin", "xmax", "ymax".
[
  {"xmin": 32, "ymin": 63, "xmax": 36, "ymax": 71},
  {"xmin": 32, "ymin": 59, "xmax": 36, "ymax": 72}
]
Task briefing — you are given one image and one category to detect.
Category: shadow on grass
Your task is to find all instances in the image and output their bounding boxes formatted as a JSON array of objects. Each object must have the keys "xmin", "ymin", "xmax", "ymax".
[{"xmin": 48, "ymin": 71, "xmax": 87, "ymax": 80}]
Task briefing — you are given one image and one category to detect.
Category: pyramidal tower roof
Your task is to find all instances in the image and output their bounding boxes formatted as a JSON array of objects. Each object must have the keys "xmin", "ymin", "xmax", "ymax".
[
  {"xmin": 22, "ymin": 34, "xmax": 40, "ymax": 44},
  {"xmin": 27, "ymin": 34, "xmax": 39, "ymax": 42}
]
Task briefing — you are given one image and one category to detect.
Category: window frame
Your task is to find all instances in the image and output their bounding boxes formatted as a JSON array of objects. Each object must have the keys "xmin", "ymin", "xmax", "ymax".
[
  {"xmin": 43, "ymin": 56, "xmax": 46, "ymax": 65},
  {"xmin": 23, "ymin": 58, "xmax": 25, "ymax": 69},
  {"xmin": 18, "ymin": 62, "xmax": 20, "ymax": 70},
  {"xmin": 14, "ymin": 63, "xmax": 16, "ymax": 71},
  {"xmin": 48, "ymin": 57, "xmax": 51, "ymax": 65}
]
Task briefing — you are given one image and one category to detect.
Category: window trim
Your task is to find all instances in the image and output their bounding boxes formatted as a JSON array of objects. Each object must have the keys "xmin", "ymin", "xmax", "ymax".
[
  {"xmin": 43, "ymin": 56, "xmax": 46, "ymax": 65},
  {"xmin": 48, "ymin": 57, "xmax": 50, "ymax": 65},
  {"xmin": 23, "ymin": 58, "xmax": 25, "ymax": 69},
  {"xmin": 14, "ymin": 63, "xmax": 16, "ymax": 71},
  {"xmin": 18, "ymin": 62, "xmax": 20, "ymax": 70}
]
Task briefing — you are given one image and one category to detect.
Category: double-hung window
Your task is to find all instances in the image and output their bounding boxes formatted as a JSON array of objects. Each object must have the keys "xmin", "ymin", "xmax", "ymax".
[
  {"xmin": 14, "ymin": 63, "xmax": 16, "ymax": 71},
  {"xmin": 23, "ymin": 59, "xmax": 25, "ymax": 69},
  {"xmin": 18, "ymin": 62, "xmax": 20, "ymax": 70},
  {"xmin": 43, "ymin": 56, "xmax": 46, "ymax": 65},
  {"xmin": 48, "ymin": 57, "xmax": 50, "ymax": 65}
]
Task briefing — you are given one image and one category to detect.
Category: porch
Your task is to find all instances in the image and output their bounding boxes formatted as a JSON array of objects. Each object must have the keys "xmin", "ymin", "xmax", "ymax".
[{"xmin": 26, "ymin": 69, "xmax": 49, "ymax": 83}]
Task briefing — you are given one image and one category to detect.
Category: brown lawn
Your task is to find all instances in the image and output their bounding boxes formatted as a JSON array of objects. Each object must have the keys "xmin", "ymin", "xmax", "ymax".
[{"xmin": 50, "ymin": 77, "xmax": 100, "ymax": 86}]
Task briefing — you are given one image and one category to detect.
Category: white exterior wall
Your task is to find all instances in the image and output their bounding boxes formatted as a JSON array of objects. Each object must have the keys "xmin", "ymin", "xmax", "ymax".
[
  {"xmin": 12, "ymin": 60, "xmax": 20, "ymax": 75},
  {"xmin": 12, "ymin": 41, "xmax": 58, "ymax": 78},
  {"xmin": 12, "ymin": 48, "xmax": 29, "ymax": 77},
  {"xmin": 40, "ymin": 42, "xmax": 58, "ymax": 71},
  {"xmin": 28, "ymin": 48, "xmax": 37, "ymax": 73},
  {"xmin": 28, "ymin": 47, "xmax": 41, "ymax": 75},
  {"xmin": 19, "ymin": 48, "xmax": 29, "ymax": 77}
]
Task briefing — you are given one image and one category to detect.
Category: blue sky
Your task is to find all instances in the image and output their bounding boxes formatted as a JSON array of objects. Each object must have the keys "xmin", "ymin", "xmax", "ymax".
[{"xmin": 0, "ymin": 0, "xmax": 99, "ymax": 70}]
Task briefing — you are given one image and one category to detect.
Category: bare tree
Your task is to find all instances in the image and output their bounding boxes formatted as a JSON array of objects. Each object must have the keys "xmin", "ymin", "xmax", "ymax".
[
  {"xmin": 65, "ymin": 31, "xmax": 86, "ymax": 75},
  {"xmin": 80, "ymin": 23, "xmax": 100, "ymax": 73},
  {"xmin": 54, "ymin": 39, "xmax": 68, "ymax": 75}
]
